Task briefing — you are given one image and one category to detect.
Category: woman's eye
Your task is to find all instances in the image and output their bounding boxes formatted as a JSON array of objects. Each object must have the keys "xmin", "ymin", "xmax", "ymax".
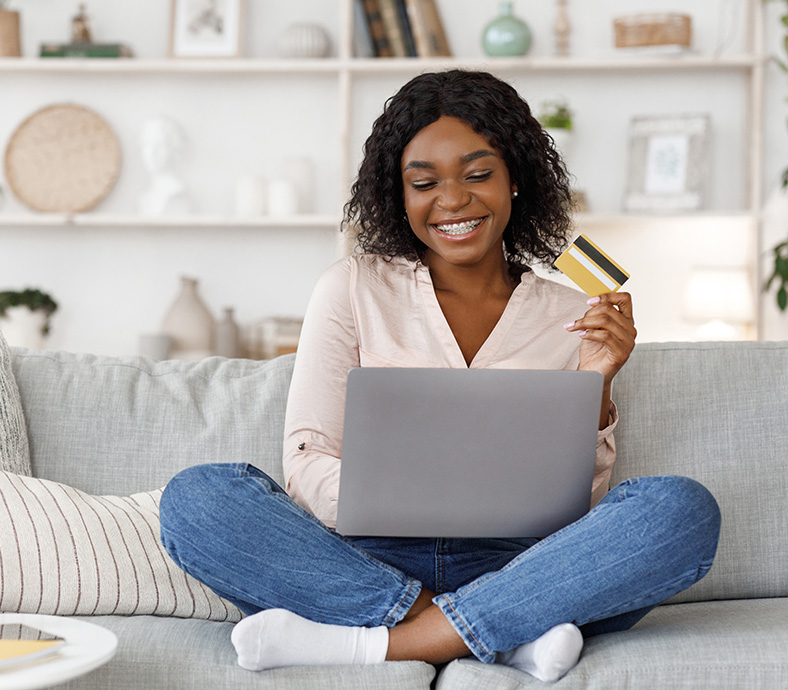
[
  {"xmin": 411, "ymin": 181, "xmax": 437, "ymax": 190},
  {"xmin": 468, "ymin": 171, "xmax": 493, "ymax": 182}
]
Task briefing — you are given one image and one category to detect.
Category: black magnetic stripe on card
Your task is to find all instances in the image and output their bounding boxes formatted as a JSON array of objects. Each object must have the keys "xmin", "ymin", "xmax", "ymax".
[{"xmin": 573, "ymin": 236, "xmax": 629, "ymax": 285}]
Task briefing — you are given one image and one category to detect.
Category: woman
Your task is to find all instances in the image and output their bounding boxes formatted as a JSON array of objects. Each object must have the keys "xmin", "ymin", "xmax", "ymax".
[{"xmin": 160, "ymin": 70, "xmax": 720, "ymax": 683}]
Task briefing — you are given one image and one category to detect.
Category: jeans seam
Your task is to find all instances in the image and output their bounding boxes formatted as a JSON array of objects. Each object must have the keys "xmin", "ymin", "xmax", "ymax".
[
  {"xmin": 436, "ymin": 538, "xmax": 444, "ymax": 594},
  {"xmin": 382, "ymin": 579, "xmax": 416, "ymax": 626},
  {"xmin": 437, "ymin": 594, "xmax": 490, "ymax": 660},
  {"xmin": 451, "ymin": 480, "xmax": 636, "ymax": 598}
]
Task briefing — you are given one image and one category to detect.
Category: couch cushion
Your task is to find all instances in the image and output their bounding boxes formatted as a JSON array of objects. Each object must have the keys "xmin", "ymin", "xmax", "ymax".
[
  {"xmin": 10, "ymin": 349, "xmax": 295, "ymax": 495},
  {"xmin": 52, "ymin": 615, "xmax": 435, "ymax": 690},
  {"xmin": 437, "ymin": 598, "xmax": 788, "ymax": 689},
  {"xmin": 0, "ymin": 471, "xmax": 241, "ymax": 622},
  {"xmin": 0, "ymin": 332, "xmax": 31, "ymax": 475},
  {"xmin": 611, "ymin": 341, "xmax": 788, "ymax": 603}
]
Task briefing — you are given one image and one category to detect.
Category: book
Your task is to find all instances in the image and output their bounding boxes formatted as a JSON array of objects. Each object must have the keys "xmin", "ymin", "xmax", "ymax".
[
  {"xmin": 40, "ymin": 42, "xmax": 134, "ymax": 58},
  {"xmin": 405, "ymin": 0, "xmax": 451, "ymax": 57},
  {"xmin": 353, "ymin": 0, "xmax": 376, "ymax": 57},
  {"xmin": 377, "ymin": 0, "xmax": 407, "ymax": 57},
  {"xmin": 419, "ymin": 0, "xmax": 451, "ymax": 56},
  {"xmin": 0, "ymin": 624, "xmax": 65, "ymax": 670},
  {"xmin": 394, "ymin": 0, "xmax": 418, "ymax": 57},
  {"xmin": 359, "ymin": 0, "xmax": 393, "ymax": 58}
]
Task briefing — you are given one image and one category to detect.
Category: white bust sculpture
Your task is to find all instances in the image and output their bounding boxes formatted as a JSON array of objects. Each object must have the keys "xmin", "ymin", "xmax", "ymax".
[{"xmin": 138, "ymin": 116, "xmax": 192, "ymax": 217}]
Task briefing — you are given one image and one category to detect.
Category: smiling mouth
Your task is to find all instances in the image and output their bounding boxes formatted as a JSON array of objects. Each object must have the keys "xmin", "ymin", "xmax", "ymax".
[{"xmin": 433, "ymin": 218, "xmax": 485, "ymax": 236}]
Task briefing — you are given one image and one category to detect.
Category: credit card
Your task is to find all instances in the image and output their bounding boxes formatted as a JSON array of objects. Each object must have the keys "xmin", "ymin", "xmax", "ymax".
[{"xmin": 554, "ymin": 234, "xmax": 630, "ymax": 297}]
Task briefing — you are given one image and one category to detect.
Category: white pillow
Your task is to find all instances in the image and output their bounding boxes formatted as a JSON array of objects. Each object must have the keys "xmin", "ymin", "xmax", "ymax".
[
  {"xmin": 0, "ymin": 471, "xmax": 242, "ymax": 622},
  {"xmin": 0, "ymin": 332, "xmax": 31, "ymax": 476}
]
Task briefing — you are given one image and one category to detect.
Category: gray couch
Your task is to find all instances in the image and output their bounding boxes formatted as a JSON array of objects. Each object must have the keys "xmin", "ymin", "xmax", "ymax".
[{"xmin": 8, "ymin": 341, "xmax": 788, "ymax": 689}]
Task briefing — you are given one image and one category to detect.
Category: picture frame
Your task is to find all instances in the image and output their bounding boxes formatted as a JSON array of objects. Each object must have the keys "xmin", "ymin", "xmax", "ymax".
[
  {"xmin": 169, "ymin": 0, "xmax": 245, "ymax": 58},
  {"xmin": 623, "ymin": 114, "xmax": 711, "ymax": 213}
]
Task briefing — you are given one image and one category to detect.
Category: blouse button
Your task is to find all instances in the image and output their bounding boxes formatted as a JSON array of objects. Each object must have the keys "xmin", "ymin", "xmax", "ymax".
[{"xmin": 297, "ymin": 442, "xmax": 306, "ymax": 451}]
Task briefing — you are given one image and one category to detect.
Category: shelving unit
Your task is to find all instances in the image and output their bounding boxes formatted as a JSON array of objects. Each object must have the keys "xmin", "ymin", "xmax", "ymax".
[{"xmin": 0, "ymin": 0, "xmax": 769, "ymax": 352}]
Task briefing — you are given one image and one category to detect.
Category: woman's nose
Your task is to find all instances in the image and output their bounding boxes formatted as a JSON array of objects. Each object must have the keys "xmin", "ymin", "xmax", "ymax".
[{"xmin": 437, "ymin": 181, "xmax": 471, "ymax": 211}]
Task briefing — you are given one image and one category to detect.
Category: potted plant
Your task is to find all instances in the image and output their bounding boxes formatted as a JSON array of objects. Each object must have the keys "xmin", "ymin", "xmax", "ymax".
[
  {"xmin": 0, "ymin": 0, "xmax": 21, "ymax": 57},
  {"xmin": 763, "ymin": 0, "xmax": 788, "ymax": 311},
  {"xmin": 0, "ymin": 289, "xmax": 59, "ymax": 348},
  {"xmin": 537, "ymin": 98, "xmax": 573, "ymax": 155}
]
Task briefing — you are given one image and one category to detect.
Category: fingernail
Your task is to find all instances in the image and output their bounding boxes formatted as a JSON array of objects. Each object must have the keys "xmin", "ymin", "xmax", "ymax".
[
  {"xmin": 587, "ymin": 296, "xmax": 600, "ymax": 306},
  {"xmin": 577, "ymin": 330, "xmax": 588, "ymax": 337},
  {"xmin": 564, "ymin": 322, "xmax": 575, "ymax": 330}
]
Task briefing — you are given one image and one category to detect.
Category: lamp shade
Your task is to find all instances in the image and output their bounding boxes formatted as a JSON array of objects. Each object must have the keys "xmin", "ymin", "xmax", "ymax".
[{"xmin": 683, "ymin": 267, "xmax": 754, "ymax": 324}]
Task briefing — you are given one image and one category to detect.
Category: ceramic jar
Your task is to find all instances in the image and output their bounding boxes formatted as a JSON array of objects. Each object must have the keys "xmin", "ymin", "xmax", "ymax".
[
  {"xmin": 277, "ymin": 23, "xmax": 331, "ymax": 59},
  {"xmin": 161, "ymin": 276, "xmax": 215, "ymax": 359},
  {"xmin": 482, "ymin": 1, "xmax": 532, "ymax": 57}
]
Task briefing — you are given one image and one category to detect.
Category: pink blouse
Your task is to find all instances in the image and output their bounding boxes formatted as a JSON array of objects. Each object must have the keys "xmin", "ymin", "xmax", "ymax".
[{"xmin": 283, "ymin": 254, "xmax": 618, "ymax": 528}]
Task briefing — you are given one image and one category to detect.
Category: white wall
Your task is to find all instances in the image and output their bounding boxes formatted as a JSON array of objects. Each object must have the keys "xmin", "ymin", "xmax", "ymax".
[{"xmin": 1, "ymin": 0, "xmax": 787, "ymax": 354}]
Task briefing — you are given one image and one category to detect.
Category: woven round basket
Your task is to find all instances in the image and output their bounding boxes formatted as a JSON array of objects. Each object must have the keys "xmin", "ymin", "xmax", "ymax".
[
  {"xmin": 613, "ymin": 13, "xmax": 691, "ymax": 49},
  {"xmin": 4, "ymin": 104, "xmax": 122, "ymax": 213}
]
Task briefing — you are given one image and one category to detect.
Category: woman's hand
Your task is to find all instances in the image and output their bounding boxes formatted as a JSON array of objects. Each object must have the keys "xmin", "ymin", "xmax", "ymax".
[{"xmin": 564, "ymin": 292, "xmax": 636, "ymax": 428}]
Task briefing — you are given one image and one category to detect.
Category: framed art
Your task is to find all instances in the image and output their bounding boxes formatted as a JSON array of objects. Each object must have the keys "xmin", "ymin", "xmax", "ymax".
[
  {"xmin": 623, "ymin": 114, "xmax": 711, "ymax": 213},
  {"xmin": 169, "ymin": 0, "xmax": 245, "ymax": 58}
]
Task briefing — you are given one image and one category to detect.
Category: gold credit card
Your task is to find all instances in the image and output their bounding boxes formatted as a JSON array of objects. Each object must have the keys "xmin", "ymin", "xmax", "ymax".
[{"xmin": 554, "ymin": 234, "xmax": 630, "ymax": 297}]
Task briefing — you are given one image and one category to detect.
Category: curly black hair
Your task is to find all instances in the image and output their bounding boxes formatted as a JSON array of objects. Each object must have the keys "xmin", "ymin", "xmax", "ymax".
[{"xmin": 343, "ymin": 69, "xmax": 574, "ymax": 268}]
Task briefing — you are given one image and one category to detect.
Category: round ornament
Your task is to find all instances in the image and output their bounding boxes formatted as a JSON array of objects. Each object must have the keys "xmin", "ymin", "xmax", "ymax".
[{"xmin": 4, "ymin": 104, "xmax": 121, "ymax": 213}]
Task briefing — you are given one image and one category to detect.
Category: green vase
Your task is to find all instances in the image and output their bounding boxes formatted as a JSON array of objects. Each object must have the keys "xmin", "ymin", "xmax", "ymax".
[{"xmin": 483, "ymin": 1, "xmax": 532, "ymax": 57}]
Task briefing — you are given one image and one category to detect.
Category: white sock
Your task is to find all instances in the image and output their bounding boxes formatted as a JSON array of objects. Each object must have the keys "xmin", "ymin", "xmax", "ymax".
[
  {"xmin": 230, "ymin": 608, "xmax": 389, "ymax": 671},
  {"xmin": 496, "ymin": 623, "xmax": 583, "ymax": 683}
]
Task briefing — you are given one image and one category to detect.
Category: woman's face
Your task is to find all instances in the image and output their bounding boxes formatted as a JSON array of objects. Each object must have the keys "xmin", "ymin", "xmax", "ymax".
[{"xmin": 401, "ymin": 115, "xmax": 516, "ymax": 271}]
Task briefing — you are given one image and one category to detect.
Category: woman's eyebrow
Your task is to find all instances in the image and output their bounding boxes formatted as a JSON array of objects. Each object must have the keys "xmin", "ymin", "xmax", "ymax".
[
  {"xmin": 403, "ymin": 160, "xmax": 435, "ymax": 171},
  {"xmin": 460, "ymin": 149, "xmax": 497, "ymax": 164},
  {"xmin": 403, "ymin": 149, "xmax": 497, "ymax": 172}
]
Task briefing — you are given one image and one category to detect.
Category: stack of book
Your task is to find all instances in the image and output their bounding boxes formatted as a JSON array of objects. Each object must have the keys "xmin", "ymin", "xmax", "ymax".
[
  {"xmin": 40, "ymin": 43, "xmax": 134, "ymax": 58},
  {"xmin": 356, "ymin": 0, "xmax": 451, "ymax": 58}
]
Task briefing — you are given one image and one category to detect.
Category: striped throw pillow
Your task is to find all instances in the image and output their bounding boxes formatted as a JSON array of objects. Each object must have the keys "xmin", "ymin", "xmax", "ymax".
[
  {"xmin": 0, "ymin": 471, "xmax": 242, "ymax": 622},
  {"xmin": 0, "ymin": 332, "xmax": 31, "ymax": 476}
]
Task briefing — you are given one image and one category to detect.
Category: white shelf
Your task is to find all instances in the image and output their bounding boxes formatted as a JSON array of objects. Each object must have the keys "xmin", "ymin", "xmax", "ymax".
[
  {"xmin": 0, "ymin": 213, "xmax": 342, "ymax": 229},
  {"xmin": 0, "ymin": 54, "xmax": 763, "ymax": 76},
  {"xmin": 346, "ymin": 55, "xmax": 763, "ymax": 74},
  {"xmin": 0, "ymin": 211, "xmax": 755, "ymax": 231}
]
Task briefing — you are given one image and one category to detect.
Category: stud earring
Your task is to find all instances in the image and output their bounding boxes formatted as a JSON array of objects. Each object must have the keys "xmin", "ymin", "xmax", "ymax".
[{"xmin": 512, "ymin": 191, "xmax": 519, "ymax": 198}]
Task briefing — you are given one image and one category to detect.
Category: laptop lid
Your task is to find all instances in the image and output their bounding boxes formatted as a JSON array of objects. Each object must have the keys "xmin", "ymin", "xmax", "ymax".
[{"xmin": 336, "ymin": 367, "xmax": 603, "ymax": 539}]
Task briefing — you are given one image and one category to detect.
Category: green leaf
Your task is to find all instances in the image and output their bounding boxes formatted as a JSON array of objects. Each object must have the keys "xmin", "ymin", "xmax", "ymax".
[
  {"xmin": 778, "ymin": 256, "xmax": 788, "ymax": 281},
  {"xmin": 778, "ymin": 286, "xmax": 787, "ymax": 311}
]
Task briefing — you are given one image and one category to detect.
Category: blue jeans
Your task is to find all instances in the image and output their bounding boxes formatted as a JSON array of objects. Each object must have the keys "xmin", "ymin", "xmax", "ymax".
[{"xmin": 159, "ymin": 463, "xmax": 720, "ymax": 664}]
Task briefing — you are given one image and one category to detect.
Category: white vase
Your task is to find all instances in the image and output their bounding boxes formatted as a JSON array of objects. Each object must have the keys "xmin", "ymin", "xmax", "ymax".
[
  {"xmin": 284, "ymin": 157, "xmax": 315, "ymax": 214},
  {"xmin": 277, "ymin": 23, "xmax": 331, "ymax": 59},
  {"xmin": 268, "ymin": 179, "xmax": 299, "ymax": 217},
  {"xmin": 545, "ymin": 127, "xmax": 572, "ymax": 157},
  {"xmin": 0, "ymin": 307, "xmax": 47, "ymax": 349},
  {"xmin": 161, "ymin": 277, "xmax": 215, "ymax": 359},
  {"xmin": 215, "ymin": 307, "xmax": 241, "ymax": 358}
]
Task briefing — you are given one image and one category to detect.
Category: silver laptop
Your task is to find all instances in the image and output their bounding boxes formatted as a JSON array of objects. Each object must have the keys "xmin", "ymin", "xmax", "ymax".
[{"xmin": 336, "ymin": 367, "xmax": 603, "ymax": 538}]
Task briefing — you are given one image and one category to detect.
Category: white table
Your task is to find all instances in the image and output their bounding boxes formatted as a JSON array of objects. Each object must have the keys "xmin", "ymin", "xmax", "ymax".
[{"xmin": 0, "ymin": 614, "xmax": 117, "ymax": 690}]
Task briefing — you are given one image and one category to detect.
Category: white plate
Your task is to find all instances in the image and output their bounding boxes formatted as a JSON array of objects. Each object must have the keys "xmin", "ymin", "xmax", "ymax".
[{"xmin": 0, "ymin": 614, "xmax": 117, "ymax": 690}]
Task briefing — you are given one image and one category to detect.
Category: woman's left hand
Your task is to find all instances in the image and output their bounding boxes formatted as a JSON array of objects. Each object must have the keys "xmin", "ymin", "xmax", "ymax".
[{"xmin": 565, "ymin": 292, "xmax": 637, "ymax": 387}]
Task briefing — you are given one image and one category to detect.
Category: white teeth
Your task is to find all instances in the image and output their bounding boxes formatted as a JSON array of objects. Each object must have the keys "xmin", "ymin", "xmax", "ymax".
[{"xmin": 434, "ymin": 219, "xmax": 483, "ymax": 235}]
